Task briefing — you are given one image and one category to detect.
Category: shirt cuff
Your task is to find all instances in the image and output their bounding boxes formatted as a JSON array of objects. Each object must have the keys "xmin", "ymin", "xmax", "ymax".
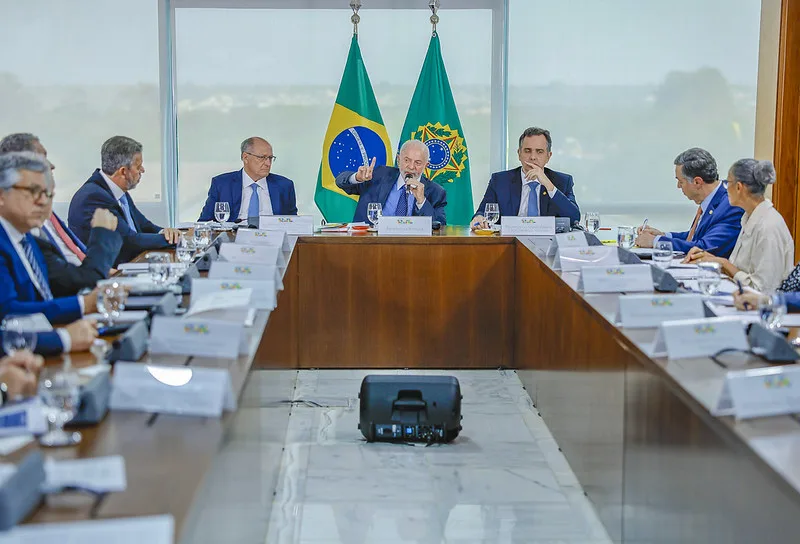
[
  {"xmin": 77, "ymin": 296, "xmax": 85, "ymax": 316},
  {"xmin": 56, "ymin": 329, "xmax": 71, "ymax": 353},
  {"xmin": 349, "ymin": 173, "xmax": 362, "ymax": 184},
  {"xmin": 546, "ymin": 186, "xmax": 558, "ymax": 198},
  {"xmin": 733, "ymin": 270, "xmax": 750, "ymax": 286},
  {"xmin": 415, "ymin": 198, "xmax": 427, "ymax": 210}
]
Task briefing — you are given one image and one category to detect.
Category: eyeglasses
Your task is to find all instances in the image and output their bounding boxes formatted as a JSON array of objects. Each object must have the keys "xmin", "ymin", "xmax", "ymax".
[
  {"xmin": 245, "ymin": 152, "xmax": 277, "ymax": 163},
  {"xmin": 10, "ymin": 185, "xmax": 55, "ymax": 201}
]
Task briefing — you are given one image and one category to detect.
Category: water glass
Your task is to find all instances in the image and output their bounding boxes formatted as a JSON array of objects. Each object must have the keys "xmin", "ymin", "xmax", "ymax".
[
  {"xmin": 366, "ymin": 202, "xmax": 382, "ymax": 228},
  {"xmin": 760, "ymin": 292, "xmax": 787, "ymax": 329},
  {"xmin": 96, "ymin": 280, "xmax": 127, "ymax": 325},
  {"xmin": 1, "ymin": 315, "xmax": 37, "ymax": 355},
  {"xmin": 697, "ymin": 262, "xmax": 722, "ymax": 296},
  {"xmin": 617, "ymin": 226, "xmax": 635, "ymax": 249},
  {"xmin": 90, "ymin": 338, "xmax": 111, "ymax": 364},
  {"xmin": 38, "ymin": 367, "xmax": 82, "ymax": 447},
  {"xmin": 147, "ymin": 253, "xmax": 170, "ymax": 286},
  {"xmin": 484, "ymin": 203, "xmax": 500, "ymax": 228},
  {"xmin": 193, "ymin": 223, "xmax": 212, "ymax": 249},
  {"xmin": 584, "ymin": 212, "xmax": 600, "ymax": 234},
  {"xmin": 652, "ymin": 239, "xmax": 673, "ymax": 270},
  {"xmin": 214, "ymin": 201, "xmax": 231, "ymax": 224}
]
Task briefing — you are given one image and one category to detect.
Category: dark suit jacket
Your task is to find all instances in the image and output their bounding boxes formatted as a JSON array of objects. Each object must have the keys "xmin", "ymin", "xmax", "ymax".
[
  {"xmin": 68, "ymin": 169, "xmax": 171, "ymax": 265},
  {"xmin": 667, "ymin": 184, "xmax": 743, "ymax": 258},
  {"xmin": 41, "ymin": 212, "xmax": 87, "ymax": 255},
  {"xmin": 198, "ymin": 169, "xmax": 297, "ymax": 221},
  {"xmin": 474, "ymin": 166, "xmax": 581, "ymax": 224},
  {"xmin": 335, "ymin": 166, "xmax": 448, "ymax": 225},
  {"xmin": 36, "ymin": 226, "xmax": 122, "ymax": 298}
]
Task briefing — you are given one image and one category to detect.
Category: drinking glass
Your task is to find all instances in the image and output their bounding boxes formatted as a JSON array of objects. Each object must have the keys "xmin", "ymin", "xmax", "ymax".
[
  {"xmin": 652, "ymin": 239, "xmax": 673, "ymax": 270},
  {"xmin": 38, "ymin": 367, "xmax": 82, "ymax": 447},
  {"xmin": 1, "ymin": 315, "xmax": 37, "ymax": 355},
  {"xmin": 617, "ymin": 226, "xmax": 635, "ymax": 249},
  {"xmin": 484, "ymin": 203, "xmax": 500, "ymax": 229},
  {"xmin": 96, "ymin": 280, "xmax": 127, "ymax": 325},
  {"xmin": 584, "ymin": 212, "xmax": 600, "ymax": 234},
  {"xmin": 178, "ymin": 233, "xmax": 197, "ymax": 260},
  {"xmin": 214, "ymin": 202, "xmax": 231, "ymax": 224},
  {"xmin": 193, "ymin": 223, "xmax": 212, "ymax": 249},
  {"xmin": 697, "ymin": 262, "xmax": 722, "ymax": 296},
  {"xmin": 90, "ymin": 338, "xmax": 111, "ymax": 364},
  {"xmin": 366, "ymin": 202, "xmax": 382, "ymax": 228},
  {"xmin": 760, "ymin": 292, "xmax": 787, "ymax": 329},
  {"xmin": 147, "ymin": 253, "xmax": 170, "ymax": 287}
]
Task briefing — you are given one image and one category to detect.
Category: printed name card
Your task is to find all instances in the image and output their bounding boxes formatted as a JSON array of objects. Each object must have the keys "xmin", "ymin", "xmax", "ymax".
[
  {"xmin": 616, "ymin": 294, "xmax": 706, "ymax": 328},
  {"xmin": 0, "ymin": 514, "xmax": 175, "ymax": 544},
  {"xmin": 110, "ymin": 362, "xmax": 235, "ymax": 417},
  {"xmin": 713, "ymin": 365, "xmax": 800, "ymax": 419},
  {"xmin": 219, "ymin": 243, "xmax": 285, "ymax": 267},
  {"xmin": 258, "ymin": 215, "xmax": 314, "ymax": 235},
  {"xmin": 42, "ymin": 455, "xmax": 127, "ymax": 494},
  {"xmin": 191, "ymin": 278, "xmax": 276, "ymax": 310},
  {"xmin": 555, "ymin": 231, "xmax": 587, "ymax": 247},
  {"xmin": 208, "ymin": 262, "xmax": 283, "ymax": 290},
  {"xmin": 557, "ymin": 246, "xmax": 619, "ymax": 272},
  {"xmin": 0, "ymin": 399, "xmax": 46, "ymax": 437},
  {"xmin": 378, "ymin": 216, "xmax": 432, "ymax": 236},
  {"xmin": 500, "ymin": 216, "xmax": 556, "ymax": 236},
  {"xmin": 651, "ymin": 317, "xmax": 749, "ymax": 359},
  {"xmin": 149, "ymin": 316, "xmax": 244, "ymax": 359},
  {"xmin": 235, "ymin": 228, "xmax": 291, "ymax": 251},
  {"xmin": 578, "ymin": 264, "xmax": 652, "ymax": 293}
]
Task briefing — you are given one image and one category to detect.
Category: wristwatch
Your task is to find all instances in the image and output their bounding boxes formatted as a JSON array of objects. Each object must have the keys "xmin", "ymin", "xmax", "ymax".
[{"xmin": 0, "ymin": 382, "xmax": 8, "ymax": 407}]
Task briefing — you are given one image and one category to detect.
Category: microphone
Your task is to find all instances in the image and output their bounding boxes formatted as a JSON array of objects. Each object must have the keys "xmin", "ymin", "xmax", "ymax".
[{"xmin": 404, "ymin": 172, "xmax": 415, "ymax": 194}]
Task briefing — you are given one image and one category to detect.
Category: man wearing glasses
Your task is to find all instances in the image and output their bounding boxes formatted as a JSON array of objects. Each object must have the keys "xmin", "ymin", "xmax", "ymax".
[{"xmin": 198, "ymin": 137, "xmax": 297, "ymax": 222}]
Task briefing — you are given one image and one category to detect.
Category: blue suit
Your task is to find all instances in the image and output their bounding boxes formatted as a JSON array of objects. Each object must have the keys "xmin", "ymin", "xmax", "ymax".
[
  {"xmin": 667, "ymin": 184, "xmax": 743, "ymax": 258},
  {"xmin": 335, "ymin": 166, "xmax": 448, "ymax": 225},
  {"xmin": 68, "ymin": 169, "xmax": 171, "ymax": 265},
  {"xmin": 198, "ymin": 169, "xmax": 297, "ymax": 221},
  {"xmin": 785, "ymin": 292, "xmax": 800, "ymax": 312},
  {"xmin": 474, "ymin": 166, "xmax": 581, "ymax": 224}
]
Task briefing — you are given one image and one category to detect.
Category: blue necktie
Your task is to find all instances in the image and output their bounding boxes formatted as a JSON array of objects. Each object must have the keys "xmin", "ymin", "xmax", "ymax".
[
  {"xmin": 119, "ymin": 195, "xmax": 137, "ymax": 233},
  {"xmin": 526, "ymin": 182, "xmax": 540, "ymax": 217},
  {"xmin": 247, "ymin": 184, "xmax": 260, "ymax": 218},
  {"xmin": 394, "ymin": 185, "xmax": 409, "ymax": 217},
  {"xmin": 20, "ymin": 236, "xmax": 53, "ymax": 301}
]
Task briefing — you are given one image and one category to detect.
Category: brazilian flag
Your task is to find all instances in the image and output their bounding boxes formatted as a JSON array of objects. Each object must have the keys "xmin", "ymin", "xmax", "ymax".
[
  {"xmin": 315, "ymin": 35, "xmax": 393, "ymax": 223},
  {"xmin": 399, "ymin": 33, "xmax": 473, "ymax": 225}
]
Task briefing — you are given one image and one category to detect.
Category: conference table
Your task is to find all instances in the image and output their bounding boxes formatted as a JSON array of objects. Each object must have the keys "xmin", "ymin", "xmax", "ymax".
[{"xmin": 4, "ymin": 227, "xmax": 800, "ymax": 543}]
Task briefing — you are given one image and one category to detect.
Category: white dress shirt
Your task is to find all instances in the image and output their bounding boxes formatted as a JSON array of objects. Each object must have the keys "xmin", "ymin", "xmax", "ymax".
[
  {"xmin": 99, "ymin": 170, "xmax": 126, "ymax": 202},
  {"xmin": 347, "ymin": 172, "xmax": 427, "ymax": 210},
  {"xmin": 238, "ymin": 170, "xmax": 274, "ymax": 220},
  {"xmin": 41, "ymin": 218, "xmax": 82, "ymax": 266},
  {"xmin": 518, "ymin": 169, "xmax": 558, "ymax": 216}
]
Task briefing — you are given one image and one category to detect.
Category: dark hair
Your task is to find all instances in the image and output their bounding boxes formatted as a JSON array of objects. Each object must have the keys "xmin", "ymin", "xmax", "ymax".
[
  {"xmin": 101, "ymin": 136, "xmax": 142, "ymax": 175},
  {"xmin": 518, "ymin": 127, "xmax": 552, "ymax": 152},
  {"xmin": 729, "ymin": 158, "xmax": 776, "ymax": 196},
  {"xmin": 0, "ymin": 133, "xmax": 39, "ymax": 154},
  {"xmin": 673, "ymin": 148, "xmax": 718, "ymax": 184}
]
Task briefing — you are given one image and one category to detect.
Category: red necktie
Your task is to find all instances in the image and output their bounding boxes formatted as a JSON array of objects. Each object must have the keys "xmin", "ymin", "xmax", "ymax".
[
  {"xmin": 49, "ymin": 212, "xmax": 86, "ymax": 262},
  {"xmin": 686, "ymin": 206, "xmax": 703, "ymax": 242}
]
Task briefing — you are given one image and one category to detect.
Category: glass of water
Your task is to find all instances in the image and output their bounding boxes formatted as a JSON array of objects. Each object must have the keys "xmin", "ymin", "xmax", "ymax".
[
  {"xmin": 584, "ymin": 212, "xmax": 600, "ymax": 234},
  {"xmin": 484, "ymin": 203, "xmax": 500, "ymax": 229},
  {"xmin": 214, "ymin": 202, "xmax": 231, "ymax": 225},
  {"xmin": 617, "ymin": 226, "xmax": 635, "ymax": 249},
  {"xmin": 39, "ymin": 367, "xmax": 82, "ymax": 447},
  {"xmin": 760, "ymin": 292, "xmax": 787, "ymax": 329},
  {"xmin": 366, "ymin": 202, "xmax": 382, "ymax": 228},
  {"xmin": 193, "ymin": 223, "xmax": 212, "ymax": 249},
  {"xmin": 697, "ymin": 262, "xmax": 722, "ymax": 295},
  {"xmin": 1, "ymin": 315, "xmax": 37, "ymax": 355},
  {"xmin": 96, "ymin": 280, "xmax": 127, "ymax": 325},
  {"xmin": 652, "ymin": 239, "xmax": 673, "ymax": 270},
  {"xmin": 147, "ymin": 253, "xmax": 170, "ymax": 287}
]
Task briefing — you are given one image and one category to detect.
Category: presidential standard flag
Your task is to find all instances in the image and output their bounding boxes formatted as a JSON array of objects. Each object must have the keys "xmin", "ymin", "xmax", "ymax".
[
  {"xmin": 315, "ymin": 35, "xmax": 393, "ymax": 223},
  {"xmin": 399, "ymin": 33, "xmax": 473, "ymax": 225}
]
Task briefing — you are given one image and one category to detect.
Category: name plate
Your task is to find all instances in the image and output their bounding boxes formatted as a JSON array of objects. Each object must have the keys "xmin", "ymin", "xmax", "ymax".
[
  {"xmin": 0, "ymin": 400, "xmax": 46, "ymax": 437},
  {"xmin": 235, "ymin": 228, "xmax": 291, "ymax": 251},
  {"xmin": 208, "ymin": 262, "xmax": 283, "ymax": 290},
  {"xmin": 578, "ymin": 264, "xmax": 652, "ymax": 293},
  {"xmin": 616, "ymin": 294, "xmax": 705, "ymax": 328},
  {"xmin": 378, "ymin": 216, "xmax": 432, "ymax": 236},
  {"xmin": 191, "ymin": 278, "xmax": 276, "ymax": 310},
  {"xmin": 0, "ymin": 514, "xmax": 175, "ymax": 543},
  {"xmin": 500, "ymin": 216, "xmax": 556, "ymax": 236},
  {"xmin": 258, "ymin": 215, "xmax": 314, "ymax": 235},
  {"xmin": 713, "ymin": 366, "xmax": 800, "ymax": 419},
  {"xmin": 110, "ymin": 362, "xmax": 235, "ymax": 417},
  {"xmin": 149, "ymin": 316, "xmax": 244, "ymax": 359},
  {"xmin": 555, "ymin": 231, "xmax": 587, "ymax": 247},
  {"xmin": 219, "ymin": 243, "xmax": 285, "ymax": 267},
  {"xmin": 652, "ymin": 317, "xmax": 749, "ymax": 359},
  {"xmin": 557, "ymin": 246, "xmax": 619, "ymax": 272}
]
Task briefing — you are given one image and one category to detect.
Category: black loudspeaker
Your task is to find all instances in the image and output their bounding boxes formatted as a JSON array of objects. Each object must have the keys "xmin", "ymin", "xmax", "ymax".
[
  {"xmin": 650, "ymin": 265, "xmax": 679, "ymax": 293},
  {"xmin": 194, "ymin": 246, "xmax": 218, "ymax": 272},
  {"xmin": 358, "ymin": 375, "xmax": 462, "ymax": 443}
]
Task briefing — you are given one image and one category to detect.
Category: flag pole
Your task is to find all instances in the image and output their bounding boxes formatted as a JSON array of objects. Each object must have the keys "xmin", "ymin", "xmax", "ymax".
[
  {"xmin": 429, "ymin": 0, "xmax": 440, "ymax": 36},
  {"xmin": 350, "ymin": 0, "xmax": 362, "ymax": 36}
]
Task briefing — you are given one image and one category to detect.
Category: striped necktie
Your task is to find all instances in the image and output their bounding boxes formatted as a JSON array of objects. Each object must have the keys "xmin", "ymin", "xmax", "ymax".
[
  {"xmin": 20, "ymin": 236, "xmax": 53, "ymax": 301},
  {"xmin": 394, "ymin": 184, "xmax": 409, "ymax": 216}
]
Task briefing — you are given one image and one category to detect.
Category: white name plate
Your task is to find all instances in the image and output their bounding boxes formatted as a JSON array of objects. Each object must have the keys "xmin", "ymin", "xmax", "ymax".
[
  {"xmin": 0, "ymin": 399, "xmax": 46, "ymax": 437},
  {"xmin": 616, "ymin": 294, "xmax": 705, "ymax": 328},
  {"xmin": 42, "ymin": 455, "xmax": 127, "ymax": 494},
  {"xmin": 555, "ymin": 231, "xmax": 587, "ymax": 247},
  {"xmin": 500, "ymin": 216, "xmax": 556, "ymax": 236},
  {"xmin": 219, "ymin": 243, "xmax": 285, "ymax": 267},
  {"xmin": 557, "ymin": 246, "xmax": 620, "ymax": 272},
  {"xmin": 652, "ymin": 317, "xmax": 749, "ymax": 359},
  {"xmin": 0, "ymin": 514, "xmax": 175, "ymax": 544},
  {"xmin": 578, "ymin": 264, "xmax": 652, "ymax": 293},
  {"xmin": 259, "ymin": 215, "xmax": 314, "ymax": 235},
  {"xmin": 149, "ymin": 316, "xmax": 244, "ymax": 359},
  {"xmin": 208, "ymin": 262, "xmax": 283, "ymax": 290},
  {"xmin": 378, "ymin": 216, "xmax": 432, "ymax": 236},
  {"xmin": 235, "ymin": 228, "xmax": 291, "ymax": 251},
  {"xmin": 713, "ymin": 366, "xmax": 800, "ymax": 419},
  {"xmin": 110, "ymin": 362, "xmax": 235, "ymax": 417},
  {"xmin": 192, "ymin": 278, "xmax": 276, "ymax": 310}
]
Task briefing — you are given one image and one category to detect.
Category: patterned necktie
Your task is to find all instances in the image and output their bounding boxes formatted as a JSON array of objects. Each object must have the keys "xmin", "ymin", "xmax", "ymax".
[
  {"xmin": 526, "ymin": 182, "xmax": 540, "ymax": 217},
  {"xmin": 20, "ymin": 236, "xmax": 53, "ymax": 301},
  {"xmin": 687, "ymin": 206, "xmax": 703, "ymax": 241},
  {"xmin": 394, "ymin": 184, "xmax": 409, "ymax": 216},
  {"xmin": 49, "ymin": 213, "xmax": 85, "ymax": 262},
  {"xmin": 119, "ymin": 195, "xmax": 137, "ymax": 233},
  {"xmin": 247, "ymin": 184, "xmax": 260, "ymax": 218}
]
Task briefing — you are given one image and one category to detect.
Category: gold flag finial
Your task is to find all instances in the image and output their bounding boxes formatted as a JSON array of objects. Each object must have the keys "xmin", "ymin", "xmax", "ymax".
[
  {"xmin": 350, "ymin": 0, "xmax": 362, "ymax": 35},
  {"xmin": 429, "ymin": 0, "xmax": 440, "ymax": 35}
]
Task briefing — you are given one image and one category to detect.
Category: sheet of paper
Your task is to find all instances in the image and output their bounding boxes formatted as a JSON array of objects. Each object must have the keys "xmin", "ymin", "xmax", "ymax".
[
  {"xmin": 0, "ymin": 434, "xmax": 33, "ymax": 456},
  {"xmin": 184, "ymin": 289, "xmax": 252, "ymax": 318},
  {"xmin": 11, "ymin": 313, "xmax": 52, "ymax": 332},
  {"xmin": 42, "ymin": 455, "xmax": 127, "ymax": 494},
  {"xmin": 0, "ymin": 514, "xmax": 174, "ymax": 544},
  {"xmin": 85, "ymin": 310, "xmax": 149, "ymax": 324}
]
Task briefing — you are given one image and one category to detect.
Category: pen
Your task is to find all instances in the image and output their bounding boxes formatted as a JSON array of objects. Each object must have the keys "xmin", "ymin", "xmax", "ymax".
[
  {"xmin": 641, "ymin": 218, "xmax": 648, "ymax": 231},
  {"xmin": 689, "ymin": 246, "xmax": 719, "ymax": 260},
  {"xmin": 737, "ymin": 279, "xmax": 751, "ymax": 310}
]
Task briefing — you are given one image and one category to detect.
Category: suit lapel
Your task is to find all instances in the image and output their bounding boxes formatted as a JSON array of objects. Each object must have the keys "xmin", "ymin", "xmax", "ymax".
[
  {"xmin": 53, "ymin": 212, "xmax": 86, "ymax": 252},
  {"xmin": 266, "ymin": 175, "xmax": 279, "ymax": 215},
  {"xmin": 509, "ymin": 167, "xmax": 523, "ymax": 215},
  {"xmin": 231, "ymin": 170, "xmax": 244, "ymax": 219},
  {"xmin": 89, "ymin": 170, "xmax": 127, "ymax": 217},
  {"xmin": 695, "ymin": 185, "xmax": 726, "ymax": 237}
]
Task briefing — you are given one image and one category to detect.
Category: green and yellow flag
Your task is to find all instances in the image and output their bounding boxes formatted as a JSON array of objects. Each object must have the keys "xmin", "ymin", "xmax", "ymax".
[
  {"xmin": 315, "ymin": 35, "xmax": 393, "ymax": 223},
  {"xmin": 399, "ymin": 33, "xmax": 473, "ymax": 225}
]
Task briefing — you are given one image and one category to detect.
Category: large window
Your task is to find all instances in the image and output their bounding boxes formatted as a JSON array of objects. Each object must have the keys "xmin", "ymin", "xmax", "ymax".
[{"xmin": 508, "ymin": 0, "xmax": 762, "ymax": 232}]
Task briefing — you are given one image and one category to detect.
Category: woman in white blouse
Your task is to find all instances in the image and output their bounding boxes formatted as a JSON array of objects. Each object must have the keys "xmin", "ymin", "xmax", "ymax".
[{"xmin": 685, "ymin": 159, "xmax": 793, "ymax": 292}]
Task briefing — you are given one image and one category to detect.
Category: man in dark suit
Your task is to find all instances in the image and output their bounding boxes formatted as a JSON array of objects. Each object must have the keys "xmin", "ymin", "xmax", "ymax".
[
  {"xmin": 198, "ymin": 137, "xmax": 297, "ymax": 221},
  {"xmin": 335, "ymin": 140, "xmax": 447, "ymax": 225},
  {"xmin": 472, "ymin": 127, "xmax": 581, "ymax": 228},
  {"xmin": 68, "ymin": 136, "xmax": 181, "ymax": 265},
  {"xmin": 635, "ymin": 148, "xmax": 744, "ymax": 258}
]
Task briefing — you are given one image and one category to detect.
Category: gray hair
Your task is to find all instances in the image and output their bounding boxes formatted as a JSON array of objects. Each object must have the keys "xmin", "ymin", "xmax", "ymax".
[
  {"xmin": 399, "ymin": 139, "xmax": 430, "ymax": 162},
  {"xmin": 101, "ymin": 136, "xmax": 142, "ymax": 175},
  {"xmin": 240, "ymin": 137, "xmax": 269, "ymax": 155},
  {"xmin": 0, "ymin": 133, "xmax": 39, "ymax": 154},
  {"xmin": 674, "ymin": 148, "xmax": 718, "ymax": 184},
  {"xmin": 518, "ymin": 127, "xmax": 552, "ymax": 152},
  {"xmin": 0, "ymin": 151, "xmax": 51, "ymax": 190},
  {"xmin": 729, "ymin": 158, "xmax": 776, "ymax": 196}
]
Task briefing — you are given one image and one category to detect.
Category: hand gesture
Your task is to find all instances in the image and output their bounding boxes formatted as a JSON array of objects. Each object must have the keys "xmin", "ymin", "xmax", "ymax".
[
  {"xmin": 64, "ymin": 319, "xmax": 99, "ymax": 352},
  {"xmin": 162, "ymin": 228, "xmax": 181, "ymax": 244},
  {"xmin": 523, "ymin": 162, "xmax": 555, "ymax": 192},
  {"xmin": 90, "ymin": 209, "xmax": 118, "ymax": 231},
  {"xmin": 471, "ymin": 215, "xmax": 489, "ymax": 230},
  {"xmin": 355, "ymin": 157, "xmax": 377, "ymax": 183},
  {"xmin": 407, "ymin": 177, "xmax": 425, "ymax": 206}
]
